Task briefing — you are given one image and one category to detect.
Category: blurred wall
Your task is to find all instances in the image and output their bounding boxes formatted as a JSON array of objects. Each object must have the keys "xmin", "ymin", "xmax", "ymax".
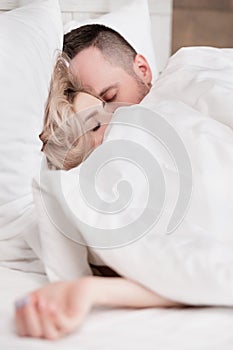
[{"xmin": 172, "ymin": 0, "xmax": 233, "ymax": 53}]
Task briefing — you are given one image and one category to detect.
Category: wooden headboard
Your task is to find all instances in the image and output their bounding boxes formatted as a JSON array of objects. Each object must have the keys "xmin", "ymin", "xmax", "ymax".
[{"xmin": 0, "ymin": 0, "xmax": 173, "ymax": 72}]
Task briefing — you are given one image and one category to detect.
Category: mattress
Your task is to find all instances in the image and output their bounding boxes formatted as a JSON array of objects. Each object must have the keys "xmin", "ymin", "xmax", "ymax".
[{"xmin": 1, "ymin": 266, "xmax": 233, "ymax": 350}]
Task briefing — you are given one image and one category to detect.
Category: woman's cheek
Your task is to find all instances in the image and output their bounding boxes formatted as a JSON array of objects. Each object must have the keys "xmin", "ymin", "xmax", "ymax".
[{"xmin": 93, "ymin": 127, "xmax": 105, "ymax": 148}]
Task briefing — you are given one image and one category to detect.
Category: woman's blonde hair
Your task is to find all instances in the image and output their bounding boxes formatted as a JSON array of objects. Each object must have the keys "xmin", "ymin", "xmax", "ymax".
[{"xmin": 39, "ymin": 52, "xmax": 92, "ymax": 170}]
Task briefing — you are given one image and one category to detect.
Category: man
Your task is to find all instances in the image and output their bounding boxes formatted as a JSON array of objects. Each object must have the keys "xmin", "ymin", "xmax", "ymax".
[
  {"xmin": 63, "ymin": 24, "xmax": 152, "ymax": 105},
  {"xmin": 63, "ymin": 24, "xmax": 154, "ymax": 279},
  {"xmin": 64, "ymin": 24, "xmax": 233, "ymax": 131}
]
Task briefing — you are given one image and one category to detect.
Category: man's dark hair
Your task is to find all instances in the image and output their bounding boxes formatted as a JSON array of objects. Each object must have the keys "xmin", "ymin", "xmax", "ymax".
[{"xmin": 63, "ymin": 24, "xmax": 137, "ymax": 74}]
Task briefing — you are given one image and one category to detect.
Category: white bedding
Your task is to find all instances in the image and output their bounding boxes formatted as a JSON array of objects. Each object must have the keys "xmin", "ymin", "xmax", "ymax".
[
  {"xmin": 1, "ymin": 266, "xmax": 233, "ymax": 350},
  {"xmin": 2, "ymin": 1, "xmax": 233, "ymax": 347},
  {"xmin": 33, "ymin": 47, "xmax": 233, "ymax": 306}
]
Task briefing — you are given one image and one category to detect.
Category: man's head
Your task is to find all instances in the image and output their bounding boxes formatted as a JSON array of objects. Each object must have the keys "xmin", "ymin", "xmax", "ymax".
[{"xmin": 63, "ymin": 24, "xmax": 152, "ymax": 104}]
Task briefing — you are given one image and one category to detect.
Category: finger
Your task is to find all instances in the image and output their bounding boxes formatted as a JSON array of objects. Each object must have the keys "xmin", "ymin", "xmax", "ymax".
[
  {"xmin": 14, "ymin": 296, "xmax": 30, "ymax": 337},
  {"xmin": 15, "ymin": 308, "xmax": 27, "ymax": 337},
  {"xmin": 37, "ymin": 297, "xmax": 59, "ymax": 340},
  {"xmin": 16, "ymin": 295, "xmax": 43, "ymax": 338},
  {"xmin": 22, "ymin": 300, "xmax": 43, "ymax": 338}
]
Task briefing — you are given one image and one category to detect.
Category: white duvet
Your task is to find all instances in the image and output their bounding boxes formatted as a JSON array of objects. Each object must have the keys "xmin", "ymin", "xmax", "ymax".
[{"xmin": 34, "ymin": 47, "xmax": 233, "ymax": 306}]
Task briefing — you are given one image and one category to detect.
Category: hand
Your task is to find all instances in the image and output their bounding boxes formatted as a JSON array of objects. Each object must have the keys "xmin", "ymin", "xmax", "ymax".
[{"xmin": 15, "ymin": 277, "xmax": 94, "ymax": 340}]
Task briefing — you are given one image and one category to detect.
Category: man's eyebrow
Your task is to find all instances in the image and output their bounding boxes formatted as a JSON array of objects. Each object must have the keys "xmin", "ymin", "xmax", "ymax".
[{"xmin": 99, "ymin": 84, "xmax": 118, "ymax": 97}]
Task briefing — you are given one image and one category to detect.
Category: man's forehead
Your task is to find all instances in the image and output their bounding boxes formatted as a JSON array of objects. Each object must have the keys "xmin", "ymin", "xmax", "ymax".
[
  {"xmin": 70, "ymin": 49, "xmax": 120, "ymax": 96},
  {"xmin": 70, "ymin": 47, "xmax": 110, "ymax": 78}
]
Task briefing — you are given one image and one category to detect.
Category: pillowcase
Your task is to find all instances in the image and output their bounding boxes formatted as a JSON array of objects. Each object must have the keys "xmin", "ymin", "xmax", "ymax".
[
  {"xmin": 0, "ymin": 0, "xmax": 63, "ymax": 241},
  {"xmin": 63, "ymin": 0, "xmax": 158, "ymax": 82}
]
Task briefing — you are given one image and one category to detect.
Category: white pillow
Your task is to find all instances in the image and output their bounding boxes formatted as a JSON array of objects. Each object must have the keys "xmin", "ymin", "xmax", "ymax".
[
  {"xmin": 64, "ymin": 0, "xmax": 158, "ymax": 82},
  {"xmin": 0, "ymin": 0, "xmax": 63, "ymax": 240}
]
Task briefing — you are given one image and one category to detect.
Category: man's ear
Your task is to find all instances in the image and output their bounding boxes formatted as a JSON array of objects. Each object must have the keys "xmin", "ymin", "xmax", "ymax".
[{"xmin": 133, "ymin": 54, "xmax": 152, "ymax": 86}]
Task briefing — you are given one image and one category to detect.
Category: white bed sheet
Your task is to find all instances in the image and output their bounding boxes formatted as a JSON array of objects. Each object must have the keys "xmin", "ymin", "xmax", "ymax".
[{"xmin": 1, "ymin": 266, "xmax": 233, "ymax": 350}]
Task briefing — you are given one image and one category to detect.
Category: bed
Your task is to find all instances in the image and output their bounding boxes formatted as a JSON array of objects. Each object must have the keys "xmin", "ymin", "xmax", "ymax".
[
  {"xmin": 1, "ymin": 266, "xmax": 233, "ymax": 350},
  {"xmin": 0, "ymin": 1, "xmax": 233, "ymax": 349}
]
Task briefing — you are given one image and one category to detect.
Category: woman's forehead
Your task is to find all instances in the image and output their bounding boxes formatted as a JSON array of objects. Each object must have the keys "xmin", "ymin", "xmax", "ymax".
[{"xmin": 73, "ymin": 92, "xmax": 102, "ymax": 114}]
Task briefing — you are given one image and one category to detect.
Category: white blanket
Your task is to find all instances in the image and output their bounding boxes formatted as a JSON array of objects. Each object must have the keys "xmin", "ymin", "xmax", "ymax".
[
  {"xmin": 143, "ymin": 47, "xmax": 233, "ymax": 129},
  {"xmin": 34, "ymin": 47, "xmax": 233, "ymax": 306}
]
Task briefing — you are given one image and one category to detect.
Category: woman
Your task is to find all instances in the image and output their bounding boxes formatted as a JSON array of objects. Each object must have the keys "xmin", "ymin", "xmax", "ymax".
[{"xmin": 15, "ymin": 54, "xmax": 179, "ymax": 340}]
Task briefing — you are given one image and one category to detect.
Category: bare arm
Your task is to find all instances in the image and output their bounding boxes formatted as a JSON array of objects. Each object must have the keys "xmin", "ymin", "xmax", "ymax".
[
  {"xmin": 88, "ymin": 276, "xmax": 179, "ymax": 308},
  {"xmin": 15, "ymin": 276, "xmax": 180, "ymax": 340}
]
